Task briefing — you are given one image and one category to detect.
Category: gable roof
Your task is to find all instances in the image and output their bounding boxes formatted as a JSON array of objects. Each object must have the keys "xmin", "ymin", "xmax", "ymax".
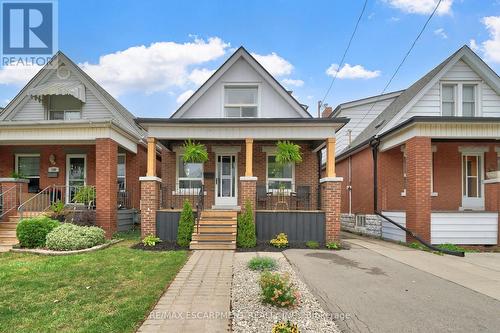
[
  {"xmin": 330, "ymin": 89, "xmax": 404, "ymax": 118},
  {"xmin": 0, "ymin": 51, "xmax": 145, "ymax": 139},
  {"xmin": 336, "ymin": 45, "xmax": 500, "ymax": 158},
  {"xmin": 170, "ymin": 46, "xmax": 312, "ymax": 118}
]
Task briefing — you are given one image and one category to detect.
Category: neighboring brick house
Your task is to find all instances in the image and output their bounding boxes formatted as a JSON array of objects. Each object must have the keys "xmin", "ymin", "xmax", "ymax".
[
  {"xmin": 137, "ymin": 47, "xmax": 347, "ymax": 249},
  {"xmin": 331, "ymin": 45, "xmax": 500, "ymax": 246},
  {"xmin": 0, "ymin": 52, "xmax": 150, "ymax": 242}
]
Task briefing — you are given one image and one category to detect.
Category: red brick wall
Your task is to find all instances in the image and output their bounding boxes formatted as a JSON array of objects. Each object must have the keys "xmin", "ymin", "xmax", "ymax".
[
  {"xmin": 140, "ymin": 179, "xmax": 160, "ymax": 237},
  {"xmin": 95, "ymin": 139, "xmax": 118, "ymax": 237},
  {"xmin": 378, "ymin": 146, "xmax": 406, "ymax": 211},
  {"xmin": 321, "ymin": 180, "xmax": 341, "ymax": 242}
]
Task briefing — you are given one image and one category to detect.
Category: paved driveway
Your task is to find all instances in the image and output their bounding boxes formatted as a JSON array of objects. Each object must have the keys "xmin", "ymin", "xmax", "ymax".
[{"xmin": 284, "ymin": 237, "xmax": 500, "ymax": 333}]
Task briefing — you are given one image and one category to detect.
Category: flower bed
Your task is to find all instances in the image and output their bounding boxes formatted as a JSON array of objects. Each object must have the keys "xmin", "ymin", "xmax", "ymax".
[{"xmin": 231, "ymin": 252, "xmax": 340, "ymax": 333}]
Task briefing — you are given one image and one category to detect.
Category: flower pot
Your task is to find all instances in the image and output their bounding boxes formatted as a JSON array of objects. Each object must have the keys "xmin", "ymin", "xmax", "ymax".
[{"xmin": 486, "ymin": 171, "xmax": 500, "ymax": 179}]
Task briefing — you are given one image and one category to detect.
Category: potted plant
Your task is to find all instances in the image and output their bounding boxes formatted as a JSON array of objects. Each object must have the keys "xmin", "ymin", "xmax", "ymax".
[{"xmin": 182, "ymin": 139, "xmax": 208, "ymax": 188}]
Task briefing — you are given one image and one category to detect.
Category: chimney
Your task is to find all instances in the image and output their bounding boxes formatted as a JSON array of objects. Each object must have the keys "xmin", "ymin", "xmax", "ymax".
[{"xmin": 321, "ymin": 106, "xmax": 333, "ymax": 118}]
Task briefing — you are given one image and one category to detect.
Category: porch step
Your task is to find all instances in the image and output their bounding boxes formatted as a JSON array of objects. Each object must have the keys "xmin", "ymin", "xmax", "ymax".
[
  {"xmin": 0, "ymin": 230, "xmax": 16, "ymax": 237},
  {"xmin": 198, "ymin": 218, "xmax": 236, "ymax": 225},
  {"xmin": 192, "ymin": 233, "xmax": 236, "ymax": 241},
  {"xmin": 0, "ymin": 222, "xmax": 20, "ymax": 230},
  {"xmin": 189, "ymin": 241, "xmax": 236, "ymax": 250},
  {"xmin": 0, "ymin": 237, "xmax": 18, "ymax": 245},
  {"xmin": 196, "ymin": 225, "xmax": 237, "ymax": 233},
  {"xmin": 201, "ymin": 210, "xmax": 238, "ymax": 219}
]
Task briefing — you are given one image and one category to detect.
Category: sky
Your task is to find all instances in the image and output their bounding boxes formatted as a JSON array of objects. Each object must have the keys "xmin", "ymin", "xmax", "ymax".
[{"xmin": 0, "ymin": 0, "xmax": 499, "ymax": 118}]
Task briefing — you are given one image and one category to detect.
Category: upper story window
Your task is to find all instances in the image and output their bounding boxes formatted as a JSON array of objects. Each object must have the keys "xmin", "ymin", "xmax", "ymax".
[
  {"xmin": 441, "ymin": 83, "xmax": 478, "ymax": 117},
  {"xmin": 224, "ymin": 85, "xmax": 258, "ymax": 118},
  {"xmin": 48, "ymin": 95, "xmax": 82, "ymax": 120}
]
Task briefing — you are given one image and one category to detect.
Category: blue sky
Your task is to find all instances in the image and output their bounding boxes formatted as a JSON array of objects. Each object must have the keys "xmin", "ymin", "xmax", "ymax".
[{"xmin": 0, "ymin": 0, "xmax": 499, "ymax": 117}]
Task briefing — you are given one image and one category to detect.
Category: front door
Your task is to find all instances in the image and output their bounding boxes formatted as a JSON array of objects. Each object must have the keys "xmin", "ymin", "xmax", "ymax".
[
  {"xmin": 66, "ymin": 154, "xmax": 87, "ymax": 203},
  {"xmin": 462, "ymin": 153, "xmax": 484, "ymax": 209},
  {"xmin": 215, "ymin": 154, "xmax": 237, "ymax": 206}
]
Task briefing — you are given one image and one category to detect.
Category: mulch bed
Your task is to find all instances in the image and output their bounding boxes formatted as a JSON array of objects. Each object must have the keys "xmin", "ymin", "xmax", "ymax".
[
  {"xmin": 131, "ymin": 241, "xmax": 188, "ymax": 251},
  {"xmin": 236, "ymin": 241, "xmax": 350, "ymax": 252}
]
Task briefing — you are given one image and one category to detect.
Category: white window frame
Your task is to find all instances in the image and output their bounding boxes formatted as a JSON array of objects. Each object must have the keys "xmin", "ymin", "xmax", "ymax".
[
  {"xmin": 175, "ymin": 154, "xmax": 204, "ymax": 194},
  {"xmin": 117, "ymin": 153, "xmax": 126, "ymax": 191},
  {"xmin": 440, "ymin": 81, "xmax": 481, "ymax": 117},
  {"xmin": 265, "ymin": 153, "xmax": 295, "ymax": 194},
  {"xmin": 355, "ymin": 215, "xmax": 366, "ymax": 228},
  {"xmin": 48, "ymin": 109, "xmax": 82, "ymax": 120},
  {"xmin": 222, "ymin": 83, "xmax": 261, "ymax": 118}
]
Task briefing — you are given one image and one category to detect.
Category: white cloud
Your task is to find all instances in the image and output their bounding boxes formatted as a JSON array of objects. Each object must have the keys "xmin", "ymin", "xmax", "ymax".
[
  {"xmin": 176, "ymin": 89, "xmax": 194, "ymax": 104},
  {"xmin": 80, "ymin": 37, "xmax": 230, "ymax": 96},
  {"xmin": 251, "ymin": 52, "xmax": 293, "ymax": 76},
  {"xmin": 389, "ymin": 16, "xmax": 401, "ymax": 22},
  {"xmin": 0, "ymin": 64, "xmax": 42, "ymax": 86},
  {"xmin": 434, "ymin": 28, "xmax": 448, "ymax": 39},
  {"xmin": 326, "ymin": 63, "xmax": 381, "ymax": 79},
  {"xmin": 188, "ymin": 68, "xmax": 215, "ymax": 85},
  {"xmin": 470, "ymin": 16, "xmax": 500, "ymax": 63},
  {"xmin": 384, "ymin": 0, "xmax": 453, "ymax": 15},
  {"xmin": 281, "ymin": 78, "xmax": 304, "ymax": 87}
]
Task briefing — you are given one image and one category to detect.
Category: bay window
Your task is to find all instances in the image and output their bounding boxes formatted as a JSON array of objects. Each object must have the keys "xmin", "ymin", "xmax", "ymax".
[{"xmin": 266, "ymin": 155, "xmax": 294, "ymax": 191}]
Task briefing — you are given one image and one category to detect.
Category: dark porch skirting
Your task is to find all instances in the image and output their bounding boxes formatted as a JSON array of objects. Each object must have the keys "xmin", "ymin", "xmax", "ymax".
[
  {"xmin": 255, "ymin": 211, "xmax": 325, "ymax": 242},
  {"xmin": 156, "ymin": 210, "xmax": 199, "ymax": 241}
]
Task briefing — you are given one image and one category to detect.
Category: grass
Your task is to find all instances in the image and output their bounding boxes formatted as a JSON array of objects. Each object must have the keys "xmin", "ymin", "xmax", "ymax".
[
  {"xmin": 0, "ymin": 233, "xmax": 188, "ymax": 333},
  {"xmin": 408, "ymin": 242, "xmax": 479, "ymax": 255}
]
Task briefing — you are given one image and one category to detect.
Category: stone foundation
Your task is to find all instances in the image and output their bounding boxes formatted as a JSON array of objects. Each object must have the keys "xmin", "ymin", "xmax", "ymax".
[{"xmin": 341, "ymin": 213, "xmax": 382, "ymax": 238}]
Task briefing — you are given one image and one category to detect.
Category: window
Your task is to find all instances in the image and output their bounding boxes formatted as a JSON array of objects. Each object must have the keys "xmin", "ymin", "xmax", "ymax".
[
  {"xmin": 177, "ymin": 155, "xmax": 203, "ymax": 191},
  {"xmin": 462, "ymin": 85, "xmax": 476, "ymax": 117},
  {"xmin": 441, "ymin": 84, "xmax": 455, "ymax": 116},
  {"xmin": 355, "ymin": 215, "xmax": 366, "ymax": 228},
  {"xmin": 15, "ymin": 154, "xmax": 40, "ymax": 193},
  {"xmin": 224, "ymin": 85, "xmax": 258, "ymax": 117},
  {"xmin": 266, "ymin": 155, "xmax": 294, "ymax": 191},
  {"xmin": 117, "ymin": 154, "xmax": 126, "ymax": 191},
  {"xmin": 48, "ymin": 95, "xmax": 82, "ymax": 120}
]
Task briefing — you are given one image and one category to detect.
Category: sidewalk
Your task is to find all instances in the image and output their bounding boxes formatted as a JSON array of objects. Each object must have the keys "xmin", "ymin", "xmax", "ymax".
[
  {"xmin": 344, "ymin": 233, "xmax": 500, "ymax": 301},
  {"xmin": 138, "ymin": 250, "xmax": 234, "ymax": 333}
]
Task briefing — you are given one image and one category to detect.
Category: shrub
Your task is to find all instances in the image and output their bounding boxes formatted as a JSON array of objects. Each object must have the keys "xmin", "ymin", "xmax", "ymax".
[
  {"xmin": 247, "ymin": 256, "xmax": 277, "ymax": 271},
  {"xmin": 305, "ymin": 241, "xmax": 319, "ymax": 249},
  {"xmin": 46, "ymin": 224, "xmax": 105, "ymax": 251},
  {"xmin": 272, "ymin": 321, "xmax": 300, "ymax": 333},
  {"xmin": 70, "ymin": 209, "xmax": 96, "ymax": 226},
  {"xmin": 73, "ymin": 186, "xmax": 95, "ymax": 205},
  {"xmin": 16, "ymin": 216, "xmax": 60, "ymax": 248},
  {"xmin": 48, "ymin": 200, "xmax": 68, "ymax": 222},
  {"xmin": 270, "ymin": 233, "xmax": 288, "ymax": 248},
  {"xmin": 237, "ymin": 200, "xmax": 256, "ymax": 248},
  {"xmin": 142, "ymin": 234, "xmax": 161, "ymax": 247},
  {"xmin": 326, "ymin": 241, "xmax": 341, "ymax": 250},
  {"xmin": 260, "ymin": 271, "xmax": 300, "ymax": 308},
  {"xmin": 177, "ymin": 200, "xmax": 194, "ymax": 247}
]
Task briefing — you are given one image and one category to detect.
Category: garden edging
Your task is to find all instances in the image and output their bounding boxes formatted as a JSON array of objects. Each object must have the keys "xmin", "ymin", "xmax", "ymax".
[{"xmin": 10, "ymin": 239, "xmax": 123, "ymax": 256}]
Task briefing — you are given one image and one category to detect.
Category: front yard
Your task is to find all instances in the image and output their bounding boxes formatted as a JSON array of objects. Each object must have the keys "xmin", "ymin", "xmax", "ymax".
[{"xmin": 0, "ymin": 232, "xmax": 188, "ymax": 333}]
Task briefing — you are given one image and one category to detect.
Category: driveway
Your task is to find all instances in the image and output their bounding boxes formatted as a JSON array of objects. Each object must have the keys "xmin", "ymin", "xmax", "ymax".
[{"xmin": 284, "ymin": 236, "xmax": 500, "ymax": 333}]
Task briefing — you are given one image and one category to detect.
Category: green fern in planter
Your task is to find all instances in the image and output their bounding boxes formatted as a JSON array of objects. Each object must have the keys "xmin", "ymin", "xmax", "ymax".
[
  {"xmin": 182, "ymin": 139, "xmax": 208, "ymax": 163},
  {"xmin": 276, "ymin": 141, "xmax": 302, "ymax": 165}
]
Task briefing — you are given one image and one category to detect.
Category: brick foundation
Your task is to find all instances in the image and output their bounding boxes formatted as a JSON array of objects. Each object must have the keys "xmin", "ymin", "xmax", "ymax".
[
  {"xmin": 140, "ymin": 177, "xmax": 161, "ymax": 237},
  {"xmin": 95, "ymin": 138, "xmax": 118, "ymax": 238},
  {"xmin": 320, "ymin": 178, "xmax": 342, "ymax": 242}
]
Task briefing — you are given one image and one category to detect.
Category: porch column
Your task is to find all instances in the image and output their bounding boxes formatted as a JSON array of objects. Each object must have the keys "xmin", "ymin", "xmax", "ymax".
[
  {"xmin": 326, "ymin": 137, "xmax": 336, "ymax": 177},
  {"xmin": 245, "ymin": 138, "xmax": 253, "ymax": 177},
  {"xmin": 406, "ymin": 137, "xmax": 432, "ymax": 243},
  {"xmin": 140, "ymin": 137, "xmax": 161, "ymax": 238},
  {"xmin": 96, "ymin": 138, "xmax": 118, "ymax": 238},
  {"xmin": 240, "ymin": 138, "xmax": 257, "ymax": 213},
  {"xmin": 321, "ymin": 137, "xmax": 342, "ymax": 242}
]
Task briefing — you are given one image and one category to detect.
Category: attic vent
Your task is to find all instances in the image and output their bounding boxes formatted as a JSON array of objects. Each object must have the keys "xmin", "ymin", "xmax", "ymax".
[{"xmin": 374, "ymin": 119, "xmax": 385, "ymax": 129}]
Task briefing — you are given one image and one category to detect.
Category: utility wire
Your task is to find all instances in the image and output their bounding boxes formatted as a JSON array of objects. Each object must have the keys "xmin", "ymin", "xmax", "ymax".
[{"xmin": 319, "ymin": 0, "xmax": 368, "ymax": 108}]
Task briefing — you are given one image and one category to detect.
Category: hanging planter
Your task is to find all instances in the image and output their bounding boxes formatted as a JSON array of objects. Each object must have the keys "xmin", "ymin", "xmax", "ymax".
[
  {"xmin": 275, "ymin": 140, "xmax": 302, "ymax": 164},
  {"xmin": 182, "ymin": 139, "xmax": 208, "ymax": 164}
]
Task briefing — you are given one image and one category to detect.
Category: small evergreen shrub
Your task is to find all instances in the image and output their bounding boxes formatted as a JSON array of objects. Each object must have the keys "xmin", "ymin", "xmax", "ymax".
[
  {"xmin": 142, "ymin": 234, "xmax": 161, "ymax": 247},
  {"xmin": 237, "ymin": 200, "xmax": 256, "ymax": 248},
  {"xmin": 46, "ymin": 224, "xmax": 105, "ymax": 251},
  {"xmin": 326, "ymin": 241, "xmax": 341, "ymax": 250},
  {"xmin": 72, "ymin": 186, "xmax": 95, "ymax": 205},
  {"xmin": 16, "ymin": 216, "xmax": 60, "ymax": 248},
  {"xmin": 260, "ymin": 271, "xmax": 300, "ymax": 308},
  {"xmin": 270, "ymin": 233, "xmax": 288, "ymax": 248},
  {"xmin": 272, "ymin": 321, "xmax": 300, "ymax": 333},
  {"xmin": 247, "ymin": 256, "xmax": 277, "ymax": 271},
  {"xmin": 177, "ymin": 200, "xmax": 194, "ymax": 247},
  {"xmin": 305, "ymin": 241, "xmax": 320, "ymax": 249}
]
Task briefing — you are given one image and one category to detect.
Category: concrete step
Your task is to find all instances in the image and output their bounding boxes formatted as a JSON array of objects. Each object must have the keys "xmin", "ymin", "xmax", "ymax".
[
  {"xmin": 189, "ymin": 240, "xmax": 236, "ymax": 250},
  {"xmin": 192, "ymin": 233, "xmax": 236, "ymax": 241},
  {"xmin": 197, "ymin": 225, "xmax": 236, "ymax": 233}
]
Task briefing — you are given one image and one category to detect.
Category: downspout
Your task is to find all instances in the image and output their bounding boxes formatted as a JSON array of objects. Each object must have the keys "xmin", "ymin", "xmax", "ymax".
[
  {"xmin": 370, "ymin": 137, "xmax": 464, "ymax": 257},
  {"xmin": 317, "ymin": 150, "xmax": 323, "ymax": 210}
]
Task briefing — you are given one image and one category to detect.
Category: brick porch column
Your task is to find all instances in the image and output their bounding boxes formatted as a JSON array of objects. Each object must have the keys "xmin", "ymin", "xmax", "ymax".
[
  {"xmin": 320, "ymin": 178, "xmax": 343, "ymax": 242},
  {"xmin": 240, "ymin": 138, "xmax": 256, "ymax": 212},
  {"xmin": 96, "ymin": 138, "xmax": 118, "ymax": 238},
  {"xmin": 140, "ymin": 137, "xmax": 161, "ymax": 238},
  {"xmin": 406, "ymin": 137, "xmax": 432, "ymax": 243}
]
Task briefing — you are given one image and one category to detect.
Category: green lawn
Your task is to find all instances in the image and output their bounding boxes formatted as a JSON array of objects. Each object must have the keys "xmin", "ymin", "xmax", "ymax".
[{"xmin": 0, "ymin": 234, "xmax": 188, "ymax": 333}]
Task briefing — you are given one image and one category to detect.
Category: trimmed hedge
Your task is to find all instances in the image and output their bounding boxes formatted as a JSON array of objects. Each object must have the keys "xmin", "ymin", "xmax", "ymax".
[
  {"xmin": 46, "ymin": 224, "xmax": 106, "ymax": 251},
  {"xmin": 16, "ymin": 216, "xmax": 60, "ymax": 248},
  {"xmin": 237, "ymin": 200, "xmax": 256, "ymax": 248}
]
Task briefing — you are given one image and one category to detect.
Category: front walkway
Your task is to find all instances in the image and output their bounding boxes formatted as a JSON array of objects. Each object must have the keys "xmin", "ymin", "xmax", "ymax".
[{"xmin": 138, "ymin": 250, "xmax": 233, "ymax": 333}]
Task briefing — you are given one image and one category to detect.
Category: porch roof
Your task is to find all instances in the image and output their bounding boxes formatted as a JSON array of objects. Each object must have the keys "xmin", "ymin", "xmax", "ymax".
[{"xmin": 136, "ymin": 117, "xmax": 348, "ymax": 141}]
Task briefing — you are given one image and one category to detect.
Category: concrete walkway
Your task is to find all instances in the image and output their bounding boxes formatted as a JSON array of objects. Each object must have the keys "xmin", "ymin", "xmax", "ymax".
[
  {"xmin": 138, "ymin": 250, "xmax": 233, "ymax": 333},
  {"xmin": 344, "ymin": 234, "xmax": 500, "ymax": 301}
]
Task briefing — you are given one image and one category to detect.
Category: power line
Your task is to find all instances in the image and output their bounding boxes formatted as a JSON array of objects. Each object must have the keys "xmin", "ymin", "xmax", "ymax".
[
  {"xmin": 347, "ymin": 0, "xmax": 443, "ymax": 139},
  {"xmin": 319, "ymin": 0, "xmax": 368, "ymax": 110}
]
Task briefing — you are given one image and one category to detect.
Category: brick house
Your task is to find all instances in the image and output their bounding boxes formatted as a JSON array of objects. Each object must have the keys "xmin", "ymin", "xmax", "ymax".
[
  {"xmin": 331, "ymin": 45, "xmax": 500, "ymax": 246},
  {"xmin": 137, "ymin": 47, "xmax": 347, "ymax": 249},
  {"xmin": 0, "ymin": 52, "xmax": 151, "ymax": 245}
]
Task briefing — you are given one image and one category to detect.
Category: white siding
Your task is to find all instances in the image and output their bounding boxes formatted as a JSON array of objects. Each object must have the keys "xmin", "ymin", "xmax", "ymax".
[
  {"xmin": 381, "ymin": 211, "xmax": 406, "ymax": 243},
  {"xmin": 179, "ymin": 58, "xmax": 303, "ymax": 118},
  {"xmin": 11, "ymin": 98, "xmax": 44, "ymax": 120},
  {"xmin": 335, "ymin": 97, "xmax": 396, "ymax": 153},
  {"xmin": 399, "ymin": 60, "xmax": 500, "ymax": 123},
  {"xmin": 431, "ymin": 212, "xmax": 498, "ymax": 245}
]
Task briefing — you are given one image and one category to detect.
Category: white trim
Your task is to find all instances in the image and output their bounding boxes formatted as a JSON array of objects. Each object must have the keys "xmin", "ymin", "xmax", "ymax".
[
  {"xmin": 458, "ymin": 146, "xmax": 489, "ymax": 153},
  {"xmin": 66, "ymin": 154, "xmax": 87, "ymax": 204},
  {"xmin": 440, "ymin": 81, "xmax": 481, "ymax": 117},
  {"xmin": 262, "ymin": 146, "xmax": 277, "ymax": 154},
  {"xmin": 215, "ymin": 153, "xmax": 238, "ymax": 206},
  {"xmin": 175, "ymin": 153, "xmax": 204, "ymax": 191},
  {"xmin": 222, "ymin": 83, "xmax": 261, "ymax": 118},
  {"xmin": 265, "ymin": 152, "xmax": 295, "ymax": 192},
  {"xmin": 461, "ymin": 152, "xmax": 485, "ymax": 210},
  {"xmin": 240, "ymin": 176, "xmax": 257, "ymax": 181},
  {"xmin": 320, "ymin": 177, "xmax": 343, "ymax": 183},
  {"xmin": 139, "ymin": 176, "xmax": 162, "ymax": 182},
  {"xmin": 211, "ymin": 146, "xmax": 241, "ymax": 154},
  {"xmin": 494, "ymin": 147, "xmax": 500, "ymax": 154}
]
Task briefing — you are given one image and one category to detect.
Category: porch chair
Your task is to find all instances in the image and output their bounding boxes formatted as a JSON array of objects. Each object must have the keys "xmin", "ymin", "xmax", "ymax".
[
  {"xmin": 293, "ymin": 185, "xmax": 311, "ymax": 210},
  {"xmin": 256, "ymin": 185, "xmax": 271, "ymax": 210}
]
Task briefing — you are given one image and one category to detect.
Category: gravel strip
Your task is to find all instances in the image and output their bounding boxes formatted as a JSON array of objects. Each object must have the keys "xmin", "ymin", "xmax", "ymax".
[{"xmin": 232, "ymin": 252, "xmax": 340, "ymax": 333}]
